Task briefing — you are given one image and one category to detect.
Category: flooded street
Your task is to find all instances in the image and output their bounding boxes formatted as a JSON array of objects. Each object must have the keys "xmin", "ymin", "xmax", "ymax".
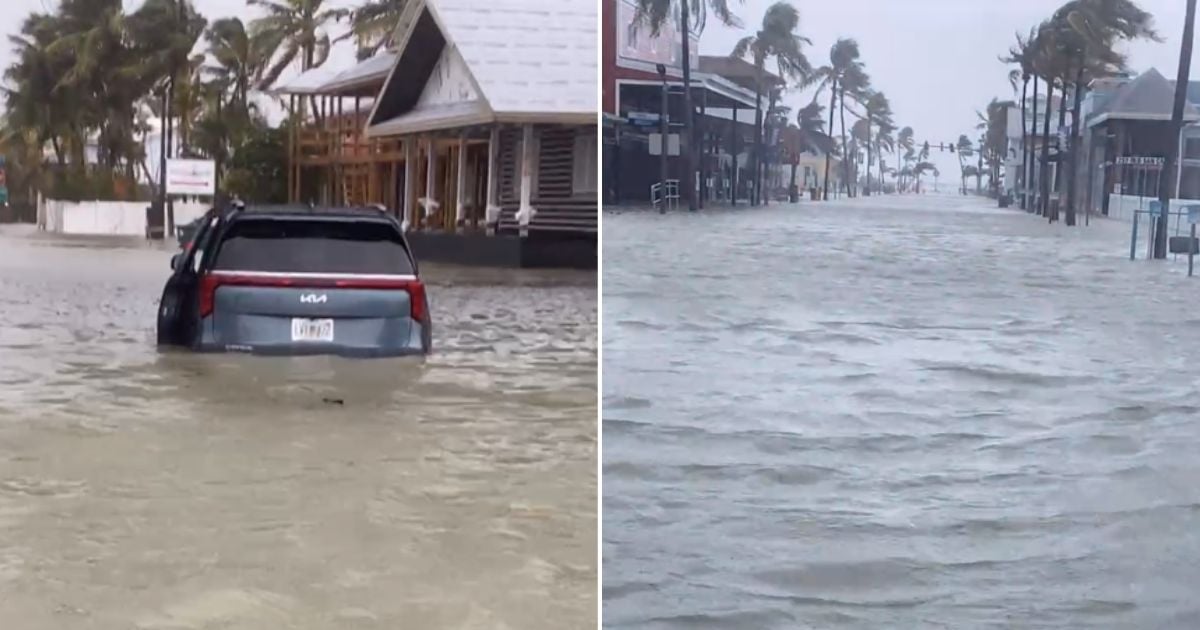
[
  {"xmin": 0, "ymin": 226, "xmax": 596, "ymax": 629},
  {"xmin": 603, "ymin": 196, "xmax": 1200, "ymax": 629}
]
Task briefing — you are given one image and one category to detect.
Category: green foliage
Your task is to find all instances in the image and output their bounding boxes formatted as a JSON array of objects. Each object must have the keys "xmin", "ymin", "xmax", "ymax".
[{"xmin": 223, "ymin": 122, "xmax": 287, "ymax": 203}]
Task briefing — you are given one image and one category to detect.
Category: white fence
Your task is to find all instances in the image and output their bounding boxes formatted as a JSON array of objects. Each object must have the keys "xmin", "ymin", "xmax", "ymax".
[
  {"xmin": 1105, "ymin": 194, "xmax": 1196, "ymax": 222},
  {"xmin": 38, "ymin": 198, "xmax": 209, "ymax": 237}
]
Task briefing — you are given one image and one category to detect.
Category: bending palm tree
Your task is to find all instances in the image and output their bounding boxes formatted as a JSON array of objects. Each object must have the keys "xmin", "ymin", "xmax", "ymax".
[
  {"xmin": 807, "ymin": 38, "xmax": 863, "ymax": 201},
  {"xmin": 862, "ymin": 90, "xmax": 891, "ymax": 196},
  {"xmin": 1002, "ymin": 26, "xmax": 1038, "ymax": 209},
  {"xmin": 250, "ymin": 0, "xmax": 348, "ymax": 89},
  {"xmin": 344, "ymin": 0, "xmax": 407, "ymax": 60},
  {"xmin": 896, "ymin": 126, "xmax": 914, "ymax": 192},
  {"xmin": 732, "ymin": 1, "xmax": 812, "ymax": 206},
  {"xmin": 791, "ymin": 101, "xmax": 830, "ymax": 199}
]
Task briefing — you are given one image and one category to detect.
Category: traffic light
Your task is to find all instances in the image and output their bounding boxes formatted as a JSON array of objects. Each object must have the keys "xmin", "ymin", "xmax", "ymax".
[{"xmin": 949, "ymin": 143, "xmax": 955, "ymax": 153}]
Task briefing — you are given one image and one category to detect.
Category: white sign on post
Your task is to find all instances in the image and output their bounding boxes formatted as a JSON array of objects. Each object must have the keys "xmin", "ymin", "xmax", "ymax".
[{"xmin": 165, "ymin": 159, "xmax": 216, "ymax": 196}]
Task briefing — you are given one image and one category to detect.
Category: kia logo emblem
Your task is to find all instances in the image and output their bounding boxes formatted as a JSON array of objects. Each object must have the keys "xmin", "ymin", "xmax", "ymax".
[{"xmin": 300, "ymin": 293, "xmax": 328, "ymax": 304}]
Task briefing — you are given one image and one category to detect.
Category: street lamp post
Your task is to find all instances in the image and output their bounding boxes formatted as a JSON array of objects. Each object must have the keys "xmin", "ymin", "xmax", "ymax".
[{"xmin": 1156, "ymin": 0, "xmax": 1197, "ymax": 259}]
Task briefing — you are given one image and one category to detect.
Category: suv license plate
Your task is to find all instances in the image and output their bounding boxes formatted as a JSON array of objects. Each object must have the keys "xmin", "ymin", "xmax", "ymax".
[{"xmin": 291, "ymin": 318, "xmax": 334, "ymax": 342}]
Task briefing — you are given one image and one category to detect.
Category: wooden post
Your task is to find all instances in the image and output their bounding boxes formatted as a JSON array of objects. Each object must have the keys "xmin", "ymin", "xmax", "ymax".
[
  {"xmin": 517, "ymin": 124, "xmax": 536, "ymax": 237},
  {"xmin": 486, "ymin": 126, "xmax": 500, "ymax": 235},
  {"xmin": 455, "ymin": 134, "xmax": 468, "ymax": 231},
  {"xmin": 403, "ymin": 138, "xmax": 416, "ymax": 229},
  {"xmin": 423, "ymin": 135, "xmax": 439, "ymax": 228}
]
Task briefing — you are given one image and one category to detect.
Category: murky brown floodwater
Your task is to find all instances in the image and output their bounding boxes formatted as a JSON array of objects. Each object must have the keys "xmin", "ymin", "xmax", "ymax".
[{"xmin": 0, "ymin": 225, "xmax": 596, "ymax": 629}]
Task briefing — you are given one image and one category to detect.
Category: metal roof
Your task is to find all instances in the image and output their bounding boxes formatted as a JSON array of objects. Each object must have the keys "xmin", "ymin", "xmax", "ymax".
[
  {"xmin": 1088, "ymin": 68, "xmax": 1200, "ymax": 127},
  {"xmin": 431, "ymin": 0, "xmax": 595, "ymax": 117},
  {"xmin": 273, "ymin": 52, "xmax": 398, "ymax": 96},
  {"xmin": 366, "ymin": 0, "xmax": 595, "ymax": 136}
]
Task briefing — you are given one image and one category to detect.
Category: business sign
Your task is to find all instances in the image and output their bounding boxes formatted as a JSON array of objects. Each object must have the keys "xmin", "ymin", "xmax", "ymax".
[
  {"xmin": 1116, "ymin": 156, "xmax": 1165, "ymax": 167},
  {"xmin": 616, "ymin": 0, "xmax": 700, "ymax": 75},
  {"xmin": 165, "ymin": 159, "xmax": 216, "ymax": 196}
]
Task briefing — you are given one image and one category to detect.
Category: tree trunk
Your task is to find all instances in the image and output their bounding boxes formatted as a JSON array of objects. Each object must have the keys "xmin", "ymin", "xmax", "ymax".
[
  {"xmin": 1028, "ymin": 76, "xmax": 1039, "ymax": 213},
  {"xmin": 789, "ymin": 162, "xmax": 797, "ymax": 200},
  {"xmin": 1066, "ymin": 64, "xmax": 1085, "ymax": 226},
  {"xmin": 1039, "ymin": 79, "xmax": 1054, "ymax": 218},
  {"xmin": 822, "ymin": 81, "xmax": 837, "ymax": 200},
  {"xmin": 1019, "ymin": 76, "xmax": 1029, "ymax": 209},
  {"xmin": 976, "ymin": 145, "xmax": 983, "ymax": 194},
  {"xmin": 1053, "ymin": 71, "xmax": 1070, "ymax": 221},
  {"xmin": 864, "ymin": 112, "xmax": 873, "ymax": 196},
  {"xmin": 839, "ymin": 86, "xmax": 852, "ymax": 197}
]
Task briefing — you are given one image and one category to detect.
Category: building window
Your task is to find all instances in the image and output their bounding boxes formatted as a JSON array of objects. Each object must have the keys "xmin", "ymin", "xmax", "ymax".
[
  {"xmin": 1180, "ymin": 165, "xmax": 1200, "ymax": 200},
  {"xmin": 573, "ymin": 132, "xmax": 598, "ymax": 194},
  {"xmin": 1185, "ymin": 137, "xmax": 1200, "ymax": 160}
]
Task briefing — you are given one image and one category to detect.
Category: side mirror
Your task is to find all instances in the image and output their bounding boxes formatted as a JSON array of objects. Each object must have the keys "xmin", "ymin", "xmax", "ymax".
[{"xmin": 170, "ymin": 253, "xmax": 182, "ymax": 271}]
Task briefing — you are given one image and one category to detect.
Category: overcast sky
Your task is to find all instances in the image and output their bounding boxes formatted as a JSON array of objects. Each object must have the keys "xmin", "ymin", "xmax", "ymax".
[
  {"xmin": 3, "ymin": 0, "xmax": 1199, "ymax": 178},
  {"xmin": 700, "ymin": 0, "xmax": 1200, "ymax": 177}
]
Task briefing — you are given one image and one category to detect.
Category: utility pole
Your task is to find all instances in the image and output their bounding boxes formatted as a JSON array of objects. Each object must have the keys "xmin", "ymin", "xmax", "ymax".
[
  {"xmin": 658, "ymin": 64, "xmax": 669, "ymax": 214},
  {"xmin": 679, "ymin": 0, "xmax": 696, "ymax": 211},
  {"xmin": 1157, "ymin": 0, "xmax": 1197, "ymax": 259}
]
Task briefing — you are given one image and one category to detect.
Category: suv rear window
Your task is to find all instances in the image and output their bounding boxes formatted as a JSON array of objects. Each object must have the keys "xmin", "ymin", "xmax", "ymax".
[{"xmin": 210, "ymin": 218, "xmax": 414, "ymax": 274}]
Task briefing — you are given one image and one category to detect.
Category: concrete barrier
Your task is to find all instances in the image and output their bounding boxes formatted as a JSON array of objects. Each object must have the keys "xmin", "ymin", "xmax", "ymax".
[{"xmin": 39, "ymin": 199, "xmax": 209, "ymax": 237}]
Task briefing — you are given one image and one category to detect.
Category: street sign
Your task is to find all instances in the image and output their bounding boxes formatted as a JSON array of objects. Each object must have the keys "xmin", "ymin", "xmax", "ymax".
[
  {"xmin": 1188, "ymin": 205, "xmax": 1200, "ymax": 224},
  {"xmin": 1149, "ymin": 200, "xmax": 1163, "ymax": 217},
  {"xmin": 648, "ymin": 133, "xmax": 680, "ymax": 156},
  {"xmin": 165, "ymin": 159, "xmax": 216, "ymax": 196},
  {"xmin": 1115, "ymin": 156, "xmax": 1165, "ymax": 167}
]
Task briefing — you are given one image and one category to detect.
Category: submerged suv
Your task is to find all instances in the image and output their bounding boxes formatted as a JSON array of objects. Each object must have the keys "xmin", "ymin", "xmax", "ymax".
[{"xmin": 156, "ymin": 204, "xmax": 431, "ymax": 356}]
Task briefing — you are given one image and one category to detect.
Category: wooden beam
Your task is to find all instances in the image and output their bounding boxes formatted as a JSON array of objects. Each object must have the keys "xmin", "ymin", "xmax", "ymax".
[
  {"xmin": 455, "ymin": 134, "xmax": 468, "ymax": 231},
  {"xmin": 423, "ymin": 135, "xmax": 439, "ymax": 227},
  {"xmin": 404, "ymin": 137, "xmax": 416, "ymax": 229},
  {"xmin": 517, "ymin": 124, "xmax": 536, "ymax": 238},
  {"xmin": 486, "ymin": 126, "xmax": 500, "ymax": 235}
]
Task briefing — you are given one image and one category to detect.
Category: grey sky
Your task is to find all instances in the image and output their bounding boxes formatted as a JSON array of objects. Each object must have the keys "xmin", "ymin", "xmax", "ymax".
[
  {"xmin": 701, "ymin": 0, "xmax": 1197, "ymax": 179},
  {"xmin": 3, "ymin": 0, "xmax": 1198, "ymax": 179}
]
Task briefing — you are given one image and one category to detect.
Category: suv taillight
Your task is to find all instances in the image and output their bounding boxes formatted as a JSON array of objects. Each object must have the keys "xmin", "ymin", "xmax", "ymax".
[{"xmin": 199, "ymin": 273, "xmax": 427, "ymax": 321}]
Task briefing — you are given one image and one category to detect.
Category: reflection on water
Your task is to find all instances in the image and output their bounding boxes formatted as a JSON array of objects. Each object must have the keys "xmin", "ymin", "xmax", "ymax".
[
  {"xmin": 603, "ymin": 196, "xmax": 1200, "ymax": 629},
  {"xmin": 0, "ymin": 225, "xmax": 596, "ymax": 629}
]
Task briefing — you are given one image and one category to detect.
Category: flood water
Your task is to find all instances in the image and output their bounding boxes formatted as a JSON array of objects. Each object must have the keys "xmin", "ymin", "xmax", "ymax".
[
  {"xmin": 603, "ymin": 195, "xmax": 1200, "ymax": 629},
  {"xmin": 0, "ymin": 226, "xmax": 596, "ymax": 629}
]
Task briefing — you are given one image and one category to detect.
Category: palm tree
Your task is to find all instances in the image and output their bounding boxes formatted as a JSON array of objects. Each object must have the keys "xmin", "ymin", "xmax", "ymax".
[
  {"xmin": 807, "ymin": 38, "xmax": 863, "ymax": 200},
  {"xmin": 732, "ymin": 2, "xmax": 812, "ymax": 206},
  {"xmin": 250, "ymin": 0, "xmax": 348, "ymax": 89},
  {"xmin": 838, "ymin": 64, "xmax": 870, "ymax": 197},
  {"xmin": 1055, "ymin": 0, "xmax": 1158, "ymax": 225},
  {"xmin": 788, "ymin": 101, "xmax": 830, "ymax": 199},
  {"xmin": 1003, "ymin": 26, "xmax": 1039, "ymax": 209},
  {"xmin": 862, "ymin": 90, "xmax": 892, "ymax": 196},
  {"xmin": 875, "ymin": 122, "xmax": 895, "ymax": 194},
  {"xmin": 895, "ymin": 126, "xmax": 914, "ymax": 192},
  {"xmin": 956, "ymin": 134, "xmax": 973, "ymax": 194},
  {"xmin": 207, "ymin": 18, "xmax": 266, "ymax": 114},
  {"xmin": 344, "ymin": 0, "xmax": 407, "ymax": 60}
]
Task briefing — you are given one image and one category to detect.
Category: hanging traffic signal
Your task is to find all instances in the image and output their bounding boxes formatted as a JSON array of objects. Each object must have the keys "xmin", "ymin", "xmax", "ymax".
[{"xmin": 949, "ymin": 143, "xmax": 955, "ymax": 153}]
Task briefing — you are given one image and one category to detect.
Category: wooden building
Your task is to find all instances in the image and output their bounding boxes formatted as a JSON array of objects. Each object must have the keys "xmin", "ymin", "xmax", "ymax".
[{"xmin": 275, "ymin": 0, "xmax": 597, "ymax": 268}]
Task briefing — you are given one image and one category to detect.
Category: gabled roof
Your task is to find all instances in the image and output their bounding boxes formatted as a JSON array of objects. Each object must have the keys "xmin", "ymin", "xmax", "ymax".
[
  {"xmin": 1089, "ymin": 67, "xmax": 1200, "ymax": 126},
  {"xmin": 366, "ymin": 0, "xmax": 595, "ymax": 136}
]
